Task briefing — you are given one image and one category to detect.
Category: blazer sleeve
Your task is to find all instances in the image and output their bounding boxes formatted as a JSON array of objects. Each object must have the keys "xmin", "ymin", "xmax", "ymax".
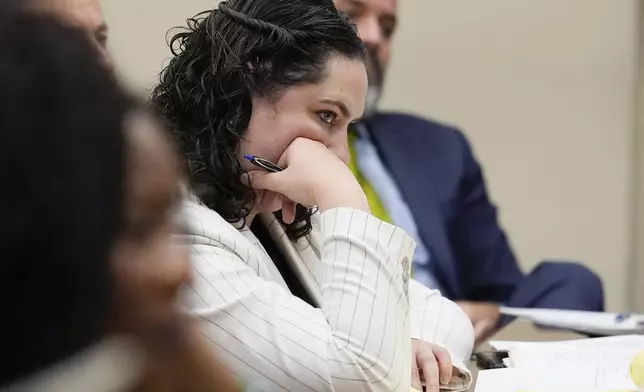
[
  {"xmin": 452, "ymin": 130, "xmax": 524, "ymax": 302},
  {"xmin": 181, "ymin": 207, "xmax": 415, "ymax": 392},
  {"xmin": 408, "ymin": 279, "xmax": 474, "ymax": 391}
]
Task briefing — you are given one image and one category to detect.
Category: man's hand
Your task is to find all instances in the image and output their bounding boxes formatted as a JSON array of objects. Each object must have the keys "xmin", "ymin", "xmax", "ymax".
[
  {"xmin": 456, "ymin": 302, "xmax": 500, "ymax": 344},
  {"xmin": 411, "ymin": 339, "xmax": 453, "ymax": 392}
]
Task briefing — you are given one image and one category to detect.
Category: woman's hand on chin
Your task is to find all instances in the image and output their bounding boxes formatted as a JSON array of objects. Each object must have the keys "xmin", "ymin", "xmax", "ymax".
[{"xmin": 246, "ymin": 138, "xmax": 368, "ymax": 214}]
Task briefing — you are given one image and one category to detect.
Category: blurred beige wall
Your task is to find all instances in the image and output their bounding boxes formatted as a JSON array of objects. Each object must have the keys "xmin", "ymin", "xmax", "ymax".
[
  {"xmin": 104, "ymin": 0, "xmax": 220, "ymax": 92},
  {"xmin": 632, "ymin": 2, "xmax": 644, "ymax": 312},
  {"xmin": 104, "ymin": 0, "xmax": 638, "ymax": 311}
]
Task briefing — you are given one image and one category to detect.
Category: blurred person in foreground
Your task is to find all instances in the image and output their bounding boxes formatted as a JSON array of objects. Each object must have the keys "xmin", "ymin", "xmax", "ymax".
[
  {"xmin": 150, "ymin": 0, "xmax": 474, "ymax": 391},
  {"xmin": 333, "ymin": 0, "xmax": 604, "ymax": 343},
  {"xmin": 0, "ymin": 7, "xmax": 238, "ymax": 392}
]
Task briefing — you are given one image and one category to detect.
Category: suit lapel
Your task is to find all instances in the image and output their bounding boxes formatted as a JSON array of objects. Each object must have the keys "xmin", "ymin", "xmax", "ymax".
[
  {"xmin": 365, "ymin": 117, "xmax": 461, "ymax": 298},
  {"xmin": 259, "ymin": 213, "xmax": 323, "ymax": 307}
]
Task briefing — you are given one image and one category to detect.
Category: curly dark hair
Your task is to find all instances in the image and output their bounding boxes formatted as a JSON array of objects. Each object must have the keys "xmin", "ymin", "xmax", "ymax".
[
  {"xmin": 150, "ymin": 0, "xmax": 365, "ymax": 240},
  {"xmin": 0, "ymin": 7, "xmax": 131, "ymax": 387}
]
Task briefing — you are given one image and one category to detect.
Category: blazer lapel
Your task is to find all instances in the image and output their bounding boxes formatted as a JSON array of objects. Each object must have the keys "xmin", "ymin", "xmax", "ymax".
[
  {"xmin": 365, "ymin": 117, "xmax": 461, "ymax": 298},
  {"xmin": 259, "ymin": 213, "xmax": 324, "ymax": 307}
]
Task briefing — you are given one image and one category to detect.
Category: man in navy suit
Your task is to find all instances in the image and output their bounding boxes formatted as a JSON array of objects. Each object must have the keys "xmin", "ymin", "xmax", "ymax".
[{"xmin": 335, "ymin": 0, "xmax": 604, "ymax": 342}]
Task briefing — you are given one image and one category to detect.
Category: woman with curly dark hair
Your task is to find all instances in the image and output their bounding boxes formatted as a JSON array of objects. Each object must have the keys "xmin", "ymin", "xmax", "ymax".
[{"xmin": 151, "ymin": 0, "xmax": 474, "ymax": 391}]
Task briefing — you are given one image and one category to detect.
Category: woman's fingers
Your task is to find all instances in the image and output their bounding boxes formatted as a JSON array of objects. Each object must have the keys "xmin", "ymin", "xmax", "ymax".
[
  {"xmin": 432, "ymin": 346, "xmax": 453, "ymax": 385},
  {"xmin": 245, "ymin": 138, "xmax": 367, "ymax": 211},
  {"xmin": 420, "ymin": 354, "xmax": 440, "ymax": 392},
  {"xmin": 242, "ymin": 172, "xmax": 298, "ymax": 223},
  {"xmin": 413, "ymin": 341, "xmax": 453, "ymax": 392},
  {"xmin": 246, "ymin": 171, "xmax": 282, "ymax": 192},
  {"xmin": 410, "ymin": 365, "xmax": 423, "ymax": 391},
  {"xmin": 281, "ymin": 199, "xmax": 297, "ymax": 224}
]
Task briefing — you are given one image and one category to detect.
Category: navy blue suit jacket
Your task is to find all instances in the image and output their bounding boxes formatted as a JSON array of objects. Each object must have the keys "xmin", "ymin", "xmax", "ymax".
[{"xmin": 364, "ymin": 112, "xmax": 603, "ymax": 311}]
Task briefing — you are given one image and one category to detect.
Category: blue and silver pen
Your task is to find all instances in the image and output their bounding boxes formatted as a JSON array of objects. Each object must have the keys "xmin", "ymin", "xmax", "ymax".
[
  {"xmin": 616, "ymin": 311, "xmax": 632, "ymax": 323},
  {"xmin": 244, "ymin": 154, "xmax": 284, "ymax": 173}
]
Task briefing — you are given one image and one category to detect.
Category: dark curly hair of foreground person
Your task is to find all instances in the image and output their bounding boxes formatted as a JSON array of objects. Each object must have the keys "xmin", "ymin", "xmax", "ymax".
[{"xmin": 0, "ymin": 6, "xmax": 130, "ymax": 387}]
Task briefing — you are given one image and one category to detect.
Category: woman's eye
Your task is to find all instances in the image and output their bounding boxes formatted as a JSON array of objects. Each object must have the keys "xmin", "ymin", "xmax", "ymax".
[{"xmin": 318, "ymin": 111, "xmax": 336, "ymax": 124}]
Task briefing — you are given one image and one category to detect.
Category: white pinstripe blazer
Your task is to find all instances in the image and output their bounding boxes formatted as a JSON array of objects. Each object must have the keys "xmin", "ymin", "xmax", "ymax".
[{"xmin": 179, "ymin": 197, "xmax": 474, "ymax": 392}]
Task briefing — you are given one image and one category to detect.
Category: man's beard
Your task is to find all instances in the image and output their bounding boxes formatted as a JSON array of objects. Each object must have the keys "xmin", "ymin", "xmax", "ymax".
[
  {"xmin": 364, "ymin": 84, "xmax": 381, "ymax": 120},
  {"xmin": 363, "ymin": 48, "xmax": 385, "ymax": 119}
]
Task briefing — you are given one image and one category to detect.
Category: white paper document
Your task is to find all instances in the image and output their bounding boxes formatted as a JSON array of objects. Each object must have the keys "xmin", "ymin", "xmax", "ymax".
[
  {"xmin": 499, "ymin": 307, "xmax": 644, "ymax": 335},
  {"xmin": 475, "ymin": 367, "xmax": 637, "ymax": 392},
  {"xmin": 490, "ymin": 334, "xmax": 644, "ymax": 352},
  {"xmin": 475, "ymin": 336, "xmax": 644, "ymax": 391},
  {"xmin": 474, "ymin": 369, "xmax": 516, "ymax": 392},
  {"xmin": 510, "ymin": 345, "xmax": 639, "ymax": 390}
]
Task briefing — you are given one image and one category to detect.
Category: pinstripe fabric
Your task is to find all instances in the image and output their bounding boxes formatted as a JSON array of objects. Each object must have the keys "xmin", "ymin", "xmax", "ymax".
[{"xmin": 179, "ymin": 197, "xmax": 474, "ymax": 392}]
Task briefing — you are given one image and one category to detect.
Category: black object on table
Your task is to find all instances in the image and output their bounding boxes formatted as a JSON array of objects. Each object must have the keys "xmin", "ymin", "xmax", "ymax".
[{"xmin": 472, "ymin": 351, "xmax": 509, "ymax": 370}]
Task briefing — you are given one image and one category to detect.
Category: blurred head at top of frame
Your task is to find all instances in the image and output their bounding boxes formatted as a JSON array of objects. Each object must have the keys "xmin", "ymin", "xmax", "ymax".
[
  {"xmin": 151, "ymin": 0, "xmax": 368, "ymax": 240},
  {"xmin": 27, "ymin": 0, "xmax": 113, "ymax": 70}
]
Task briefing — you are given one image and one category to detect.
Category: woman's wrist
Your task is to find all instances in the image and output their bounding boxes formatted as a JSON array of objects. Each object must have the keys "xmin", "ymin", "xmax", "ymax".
[{"xmin": 316, "ymin": 184, "xmax": 369, "ymax": 213}]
